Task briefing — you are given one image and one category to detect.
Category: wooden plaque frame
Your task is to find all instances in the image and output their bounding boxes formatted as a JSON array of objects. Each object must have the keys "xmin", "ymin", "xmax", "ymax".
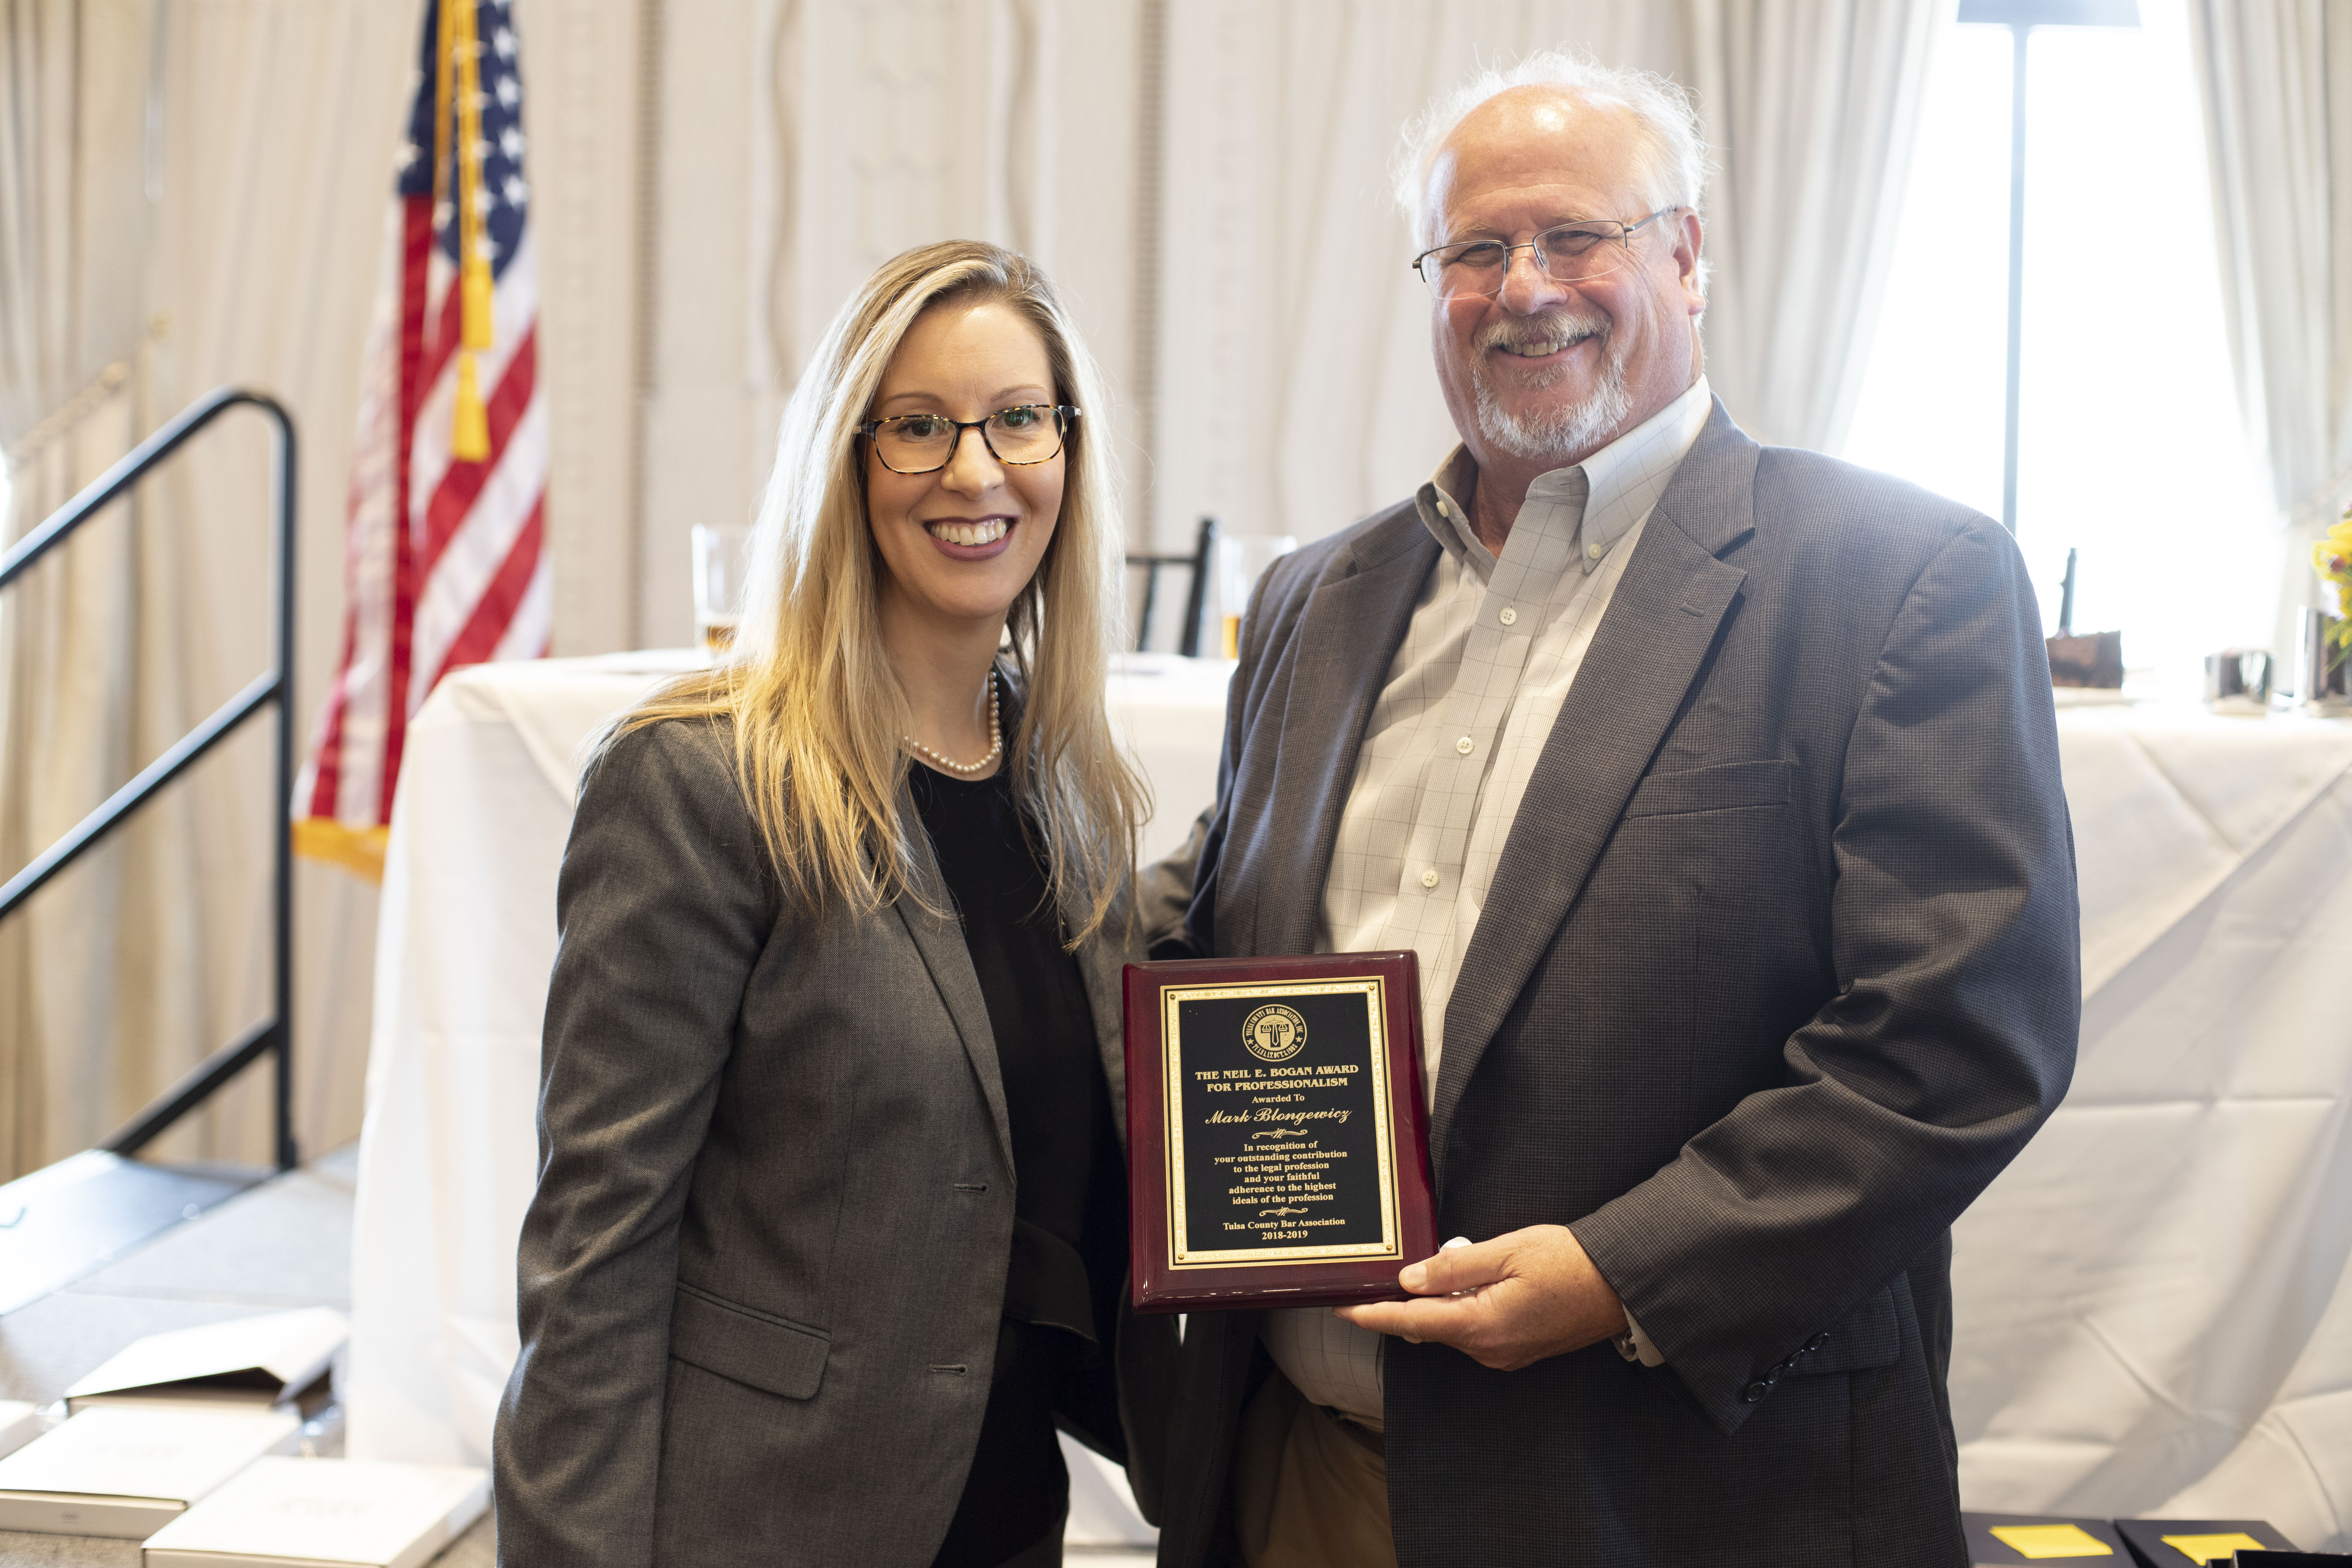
[{"xmin": 1124, "ymin": 951, "xmax": 1437, "ymax": 1314}]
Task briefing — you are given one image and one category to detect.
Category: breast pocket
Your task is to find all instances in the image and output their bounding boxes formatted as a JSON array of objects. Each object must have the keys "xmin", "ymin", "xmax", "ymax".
[{"xmin": 1623, "ymin": 758, "xmax": 1794, "ymax": 819}]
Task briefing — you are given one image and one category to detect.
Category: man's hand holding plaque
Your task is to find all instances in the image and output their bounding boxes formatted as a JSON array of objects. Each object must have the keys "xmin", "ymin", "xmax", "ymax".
[
  {"xmin": 1123, "ymin": 952, "xmax": 1437, "ymax": 1312},
  {"xmin": 1337, "ymin": 1224, "xmax": 1628, "ymax": 1370}
]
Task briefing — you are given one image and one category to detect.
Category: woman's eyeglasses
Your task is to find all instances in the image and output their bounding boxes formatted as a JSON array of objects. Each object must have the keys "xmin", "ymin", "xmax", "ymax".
[{"xmin": 858, "ymin": 405, "xmax": 1079, "ymax": 475}]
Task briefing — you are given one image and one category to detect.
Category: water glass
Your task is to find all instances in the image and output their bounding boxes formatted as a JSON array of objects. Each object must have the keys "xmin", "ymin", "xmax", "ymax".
[
  {"xmin": 693, "ymin": 525, "xmax": 753, "ymax": 659},
  {"xmin": 1216, "ymin": 533, "xmax": 1298, "ymax": 660}
]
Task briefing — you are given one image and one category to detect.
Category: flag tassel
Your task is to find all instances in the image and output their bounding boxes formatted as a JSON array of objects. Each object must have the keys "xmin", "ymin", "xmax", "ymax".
[
  {"xmin": 452, "ymin": 351, "xmax": 490, "ymax": 462},
  {"xmin": 449, "ymin": 0, "xmax": 495, "ymax": 463}
]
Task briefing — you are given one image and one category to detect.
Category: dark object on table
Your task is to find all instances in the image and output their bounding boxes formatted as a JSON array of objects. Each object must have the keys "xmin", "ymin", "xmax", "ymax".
[
  {"xmin": 1123, "ymin": 951, "xmax": 1435, "ymax": 1313},
  {"xmin": 1963, "ymin": 1511, "xmax": 2129, "ymax": 1562},
  {"xmin": 2114, "ymin": 1517, "xmax": 2299, "ymax": 1566},
  {"xmin": 2046, "ymin": 545, "xmax": 2124, "ymax": 689},
  {"xmin": 2049, "ymin": 630, "xmax": 2125, "ymax": 688}
]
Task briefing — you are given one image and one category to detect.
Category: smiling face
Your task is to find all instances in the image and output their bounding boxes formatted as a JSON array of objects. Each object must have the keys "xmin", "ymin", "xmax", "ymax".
[
  {"xmin": 1423, "ymin": 86, "xmax": 1705, "ymax": 473},
  {"xmin": 863, "ymin": 297, "xmax": 1066, "ymax": 641}
]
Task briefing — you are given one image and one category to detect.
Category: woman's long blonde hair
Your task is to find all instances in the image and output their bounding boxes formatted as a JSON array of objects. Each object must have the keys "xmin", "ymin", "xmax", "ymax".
[{"xmin": 597, "ymin": 240, "xmax": 1146, "ymax": 942}]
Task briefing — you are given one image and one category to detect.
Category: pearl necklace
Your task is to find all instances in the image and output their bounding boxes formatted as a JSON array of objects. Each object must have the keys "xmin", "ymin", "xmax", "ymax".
[{"xmin": 905, "ymin": 671, "xmax": 1001, "ymax": 776}]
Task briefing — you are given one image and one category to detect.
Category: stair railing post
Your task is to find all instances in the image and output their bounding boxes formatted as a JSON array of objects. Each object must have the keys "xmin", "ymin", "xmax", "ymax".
[{"xmin": 268, "ymin": 399, "xmax": 298, "ymax": 1172}]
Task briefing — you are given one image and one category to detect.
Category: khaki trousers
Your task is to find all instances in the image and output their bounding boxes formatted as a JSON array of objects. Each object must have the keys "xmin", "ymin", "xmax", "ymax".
[{"xmin": 1230, "ymin": 1370, "xmax": 1398, "ymax": 1568}]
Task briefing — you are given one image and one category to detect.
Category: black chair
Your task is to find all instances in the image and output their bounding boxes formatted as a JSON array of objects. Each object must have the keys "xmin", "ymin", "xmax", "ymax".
[{"xmin": 1126, "ymin": 515, "xmax": 1217, "ymax": 656}]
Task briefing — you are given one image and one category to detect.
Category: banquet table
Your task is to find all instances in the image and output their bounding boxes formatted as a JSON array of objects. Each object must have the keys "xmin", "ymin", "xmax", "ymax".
[{"xmin": 348, "ymin": 657, "xmax": 2352, "ymax": 1551}]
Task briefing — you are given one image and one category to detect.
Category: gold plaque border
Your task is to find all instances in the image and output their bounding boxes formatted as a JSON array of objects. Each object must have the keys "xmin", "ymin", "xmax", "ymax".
[{"xmin": 1162, "ymin": 977, "xmax": 1401, "ymax": 1269}]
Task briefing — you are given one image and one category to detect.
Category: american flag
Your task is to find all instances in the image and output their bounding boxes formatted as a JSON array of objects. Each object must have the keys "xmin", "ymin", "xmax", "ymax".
[{"xmin": 295, "ymin": 0, "xmax": 546, "ymax": 880}]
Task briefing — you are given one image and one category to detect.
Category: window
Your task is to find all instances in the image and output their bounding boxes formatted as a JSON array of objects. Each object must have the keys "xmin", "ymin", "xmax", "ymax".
[{"xmin": 1841, "ymin": 0, "xmax": 2280, "ymax": 683}]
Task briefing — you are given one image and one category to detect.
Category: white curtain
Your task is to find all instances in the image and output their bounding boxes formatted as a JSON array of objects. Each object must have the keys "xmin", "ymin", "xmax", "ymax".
[
  {"xmin": 1689, "ymin": 0, "xmax": 1943, "ymax": 452},
  {"xmin": 0, "ymin": 0, "xmax": 169, "ymax": 1179},
  {"xmin": 0, "ymin": 0, "xmax": 400, "ymax": 1179},
  {"xmin": 567, "ymin": 0, "xmax": 1950, "ymax": 634},
  {"xmin": 2186, "ymin": 0, "xmax": 2352, "ymax": 662},
  {"xmin": 625, "ymin": 0, "xmax": 1152, "ymax": 649},
  {"xmin": 1145, "ymin": 0, "xmax": 1942, "ymax": 564}
]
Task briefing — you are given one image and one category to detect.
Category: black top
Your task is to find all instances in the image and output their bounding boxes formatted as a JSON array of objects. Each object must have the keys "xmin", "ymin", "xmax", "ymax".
[{"xmin": 908, "ymin": 759, "xmax": 1127, "ymax": 1567}]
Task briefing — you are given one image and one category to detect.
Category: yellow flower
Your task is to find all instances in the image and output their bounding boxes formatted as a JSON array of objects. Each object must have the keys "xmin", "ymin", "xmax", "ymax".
[
  {"xmin": 2316, "ymin": 509, "xmax": 2352, "ymax": 620},
  {"xmin": 2318, "ymin": 514, "xmax": 2352, "ymax": 580}
]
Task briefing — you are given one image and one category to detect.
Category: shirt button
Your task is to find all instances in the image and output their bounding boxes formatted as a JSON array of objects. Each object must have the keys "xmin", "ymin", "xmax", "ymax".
[
  {"xmin": 1419, "ymin": 868, "xmax": 1439, "ymax": 889},
  {"xmin": 1588, "ymin": 542, "xmax": 1604, "ymax": 560},
  {"xmin": 1455, "ymin": 736, "xmax": 1474, "ymax": 755},
  {"xmin": 1498, "ymin": 606, "xmax": 1518, "ymax": 626},
  {"xmin": 1436, "ymin": 499, "xmax": 1449, "ymax": 517}
]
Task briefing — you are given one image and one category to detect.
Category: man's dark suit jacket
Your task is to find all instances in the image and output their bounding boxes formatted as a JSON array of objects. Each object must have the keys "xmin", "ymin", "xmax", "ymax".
[{"xmin": 1147, "ymin": 401, "xmax": 2081, "ymax": 1566}]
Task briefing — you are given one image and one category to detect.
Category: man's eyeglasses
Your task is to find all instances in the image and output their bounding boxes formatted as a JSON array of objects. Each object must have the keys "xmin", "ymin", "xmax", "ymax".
[
  {"xmin": 858, "ymin": 404, "xmax": 1079, "ymax": 475},
  {"xmin": 1410, "ymin": 210, "xmax": 1679, "ymax": 302}
]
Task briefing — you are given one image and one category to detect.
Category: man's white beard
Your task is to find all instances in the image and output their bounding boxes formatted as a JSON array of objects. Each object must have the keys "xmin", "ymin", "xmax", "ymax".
[{"xmin": 1473, "ymin": 352, "xmax": 1632, "ymax": 466}]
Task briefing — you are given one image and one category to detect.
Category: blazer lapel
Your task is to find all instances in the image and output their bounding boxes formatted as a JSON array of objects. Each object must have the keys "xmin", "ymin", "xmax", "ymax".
[
  {"xmin": 893, "ymin": 816, "xmax": 1016, "ymax": 1172},
  {"xmin": 1429, "ymin": 403, "xmax": 1759, "ymax": 1169},
  {"xmin": 1227, "ymin": 506, "xmax": 1438, "ymax": 957}
]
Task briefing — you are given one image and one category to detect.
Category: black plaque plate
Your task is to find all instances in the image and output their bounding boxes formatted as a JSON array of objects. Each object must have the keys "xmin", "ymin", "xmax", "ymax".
[{"xmin": 1124, "ymin": 952, "xmax": 1436, "ymax": 1313}]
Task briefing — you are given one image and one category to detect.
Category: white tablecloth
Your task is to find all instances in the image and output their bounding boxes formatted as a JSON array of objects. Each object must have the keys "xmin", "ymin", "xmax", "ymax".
[
  {"xmin": 350, "ymin": 661, "xmax": 2352, "ymax": 1551},
  {"xmin": 1955, "ymin": 704, "xmax": 2352, "ymax": 1550}
]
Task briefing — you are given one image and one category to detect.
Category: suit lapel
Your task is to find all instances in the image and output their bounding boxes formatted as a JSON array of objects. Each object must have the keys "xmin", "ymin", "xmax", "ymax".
[
  {"xmin": 1429, "ymin": 404, "xmax": 1759, "ymax": 1169},
  {"xmin": 1227, "ymin": 507, "xmax": 1438, "ymax": 957},
  {"xmin": 892, "ymin": 814, "xmax": 1015, "ymax": 1171}
]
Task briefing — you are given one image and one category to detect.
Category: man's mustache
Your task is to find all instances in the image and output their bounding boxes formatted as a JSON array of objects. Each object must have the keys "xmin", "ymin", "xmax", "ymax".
[{"xmin": 1472, "ymin": 310, "xmax": 1608, "ymax": 356}]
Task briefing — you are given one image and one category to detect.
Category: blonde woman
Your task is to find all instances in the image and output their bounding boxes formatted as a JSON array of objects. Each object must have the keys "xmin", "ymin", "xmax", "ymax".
[{"xmin": 493, "ymin": 242, "xmax": 1174, "ymax": 1568}]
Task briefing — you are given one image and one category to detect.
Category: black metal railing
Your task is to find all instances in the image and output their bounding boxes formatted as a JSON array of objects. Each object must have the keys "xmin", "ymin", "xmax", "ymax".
[{"xmin": 0, "ymin": 387, "xmax": 297, "ymax": 1170}]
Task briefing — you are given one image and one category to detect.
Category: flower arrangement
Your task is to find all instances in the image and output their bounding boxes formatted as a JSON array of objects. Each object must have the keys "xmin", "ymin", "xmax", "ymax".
[{"xmin": 2316, "ymin": 505, "xmax": 2352, "ymax": 666}]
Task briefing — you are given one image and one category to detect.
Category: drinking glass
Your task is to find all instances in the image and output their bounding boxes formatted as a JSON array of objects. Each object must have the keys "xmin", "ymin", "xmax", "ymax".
[
  {"xmin": 692, "ymin": 525, "xmax": 753, "ymax": 659},
  {"xmin": 1216, "ymin": 533, "xmax": 1298, "ymax": 660}
]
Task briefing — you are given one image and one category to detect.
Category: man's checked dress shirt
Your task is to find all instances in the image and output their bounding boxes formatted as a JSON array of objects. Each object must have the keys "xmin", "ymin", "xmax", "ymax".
[{"xmin": 1260, "ymin": 377, "xmax": 1715, "ymax": 1429}]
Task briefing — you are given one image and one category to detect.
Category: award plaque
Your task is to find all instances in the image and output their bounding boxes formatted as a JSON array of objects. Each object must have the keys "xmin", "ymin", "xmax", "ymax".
[{"xmin": 1123, "ymin": 952, "xmax": 1437, "ymax": 1314}]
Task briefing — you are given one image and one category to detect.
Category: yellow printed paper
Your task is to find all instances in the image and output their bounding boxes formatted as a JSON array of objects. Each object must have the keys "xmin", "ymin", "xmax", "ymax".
[
  {"xmin": 2159, "ymin": 1534, "xmax": 2266, "ymax": 1565},
  {"xmin": 1989, "ymin": 1522, "xmax": 2115, "ymax": 1558}
]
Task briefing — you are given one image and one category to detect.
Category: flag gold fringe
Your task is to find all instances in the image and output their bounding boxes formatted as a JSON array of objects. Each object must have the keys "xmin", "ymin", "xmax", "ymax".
[{"xmin": 292, "ymin": 818, "xmax": 390, "ymax": 884}]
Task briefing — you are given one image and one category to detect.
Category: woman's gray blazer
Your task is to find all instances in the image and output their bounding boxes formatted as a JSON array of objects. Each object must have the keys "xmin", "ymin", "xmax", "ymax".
[{"xmin": 492, "ymin": 715, "xmax": 1175, "ymax": 1566}]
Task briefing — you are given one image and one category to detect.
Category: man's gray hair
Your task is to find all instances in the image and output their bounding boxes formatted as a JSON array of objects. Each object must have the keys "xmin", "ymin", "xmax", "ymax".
[{"xmin": 1392, "ymin": 48, "xmax": 1708, "ymax": 252}]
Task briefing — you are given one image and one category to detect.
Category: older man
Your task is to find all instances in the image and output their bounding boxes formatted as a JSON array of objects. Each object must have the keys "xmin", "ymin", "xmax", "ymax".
[{"xmin": 1145, "ymin": 51, "xmax": 2079, "ymax": 1568}]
